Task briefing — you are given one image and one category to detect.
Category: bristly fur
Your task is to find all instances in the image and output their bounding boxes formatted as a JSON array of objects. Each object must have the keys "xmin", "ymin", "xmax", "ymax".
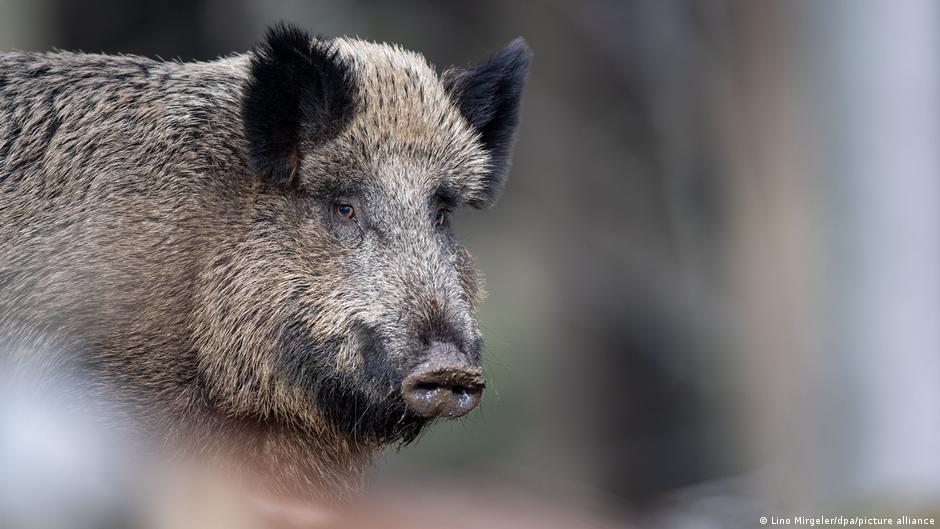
[
  {"xmin": 0, "ymin": 23, "xmax": 529, "ymax": 502},
  {"xmin": 443, "ymin": 38, "xmax": 532, "ymax": 207}
]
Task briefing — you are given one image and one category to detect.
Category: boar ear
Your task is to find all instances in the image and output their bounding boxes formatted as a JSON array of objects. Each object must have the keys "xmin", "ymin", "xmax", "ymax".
[
  {"xmin": 242, "ymin": 24, "xmax": 356, "ymax": 187},
  {"xmin": 443, "ymin": 38, "xmax": 532, "ymax": 207}
]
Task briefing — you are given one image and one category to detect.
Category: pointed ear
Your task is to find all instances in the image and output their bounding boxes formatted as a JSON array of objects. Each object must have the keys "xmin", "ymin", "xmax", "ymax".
[
  {"xmin": 242, "ymin": 24, "xmax": 357, "ymax": 187},
  {"xmin": 443, "ymin": 38, "xmax": 532, "ymax": 207}
]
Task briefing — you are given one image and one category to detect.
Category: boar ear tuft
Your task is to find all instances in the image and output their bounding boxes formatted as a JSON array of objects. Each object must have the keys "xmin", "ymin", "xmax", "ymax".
[
  {"xmin": 242, "ymin": 23, "xmax": 357, "ymax": 187},
  {"xmin": 443, "ymin": 38, "xmax": 532, "ymax": 207}
]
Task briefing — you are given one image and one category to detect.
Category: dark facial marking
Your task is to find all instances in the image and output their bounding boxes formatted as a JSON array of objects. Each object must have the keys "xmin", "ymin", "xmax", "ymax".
[{"xmin": 276, "ymin": 321, "xmax": 427, "ymax": 443}]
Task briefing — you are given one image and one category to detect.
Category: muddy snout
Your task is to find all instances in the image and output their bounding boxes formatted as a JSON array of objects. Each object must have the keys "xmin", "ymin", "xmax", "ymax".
[{"xmin": 401, "ymin": 342, "xmax": 484, "ymax": 419}]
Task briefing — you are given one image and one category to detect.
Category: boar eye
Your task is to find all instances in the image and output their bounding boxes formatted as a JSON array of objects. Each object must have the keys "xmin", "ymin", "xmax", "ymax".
[
  {"xmin": 335, "ymin": 203, "xmax": 355, "ymax": 220},
  {"xmin": 434, "ymin": 207, "xmax": 449, "ymax": 227}
]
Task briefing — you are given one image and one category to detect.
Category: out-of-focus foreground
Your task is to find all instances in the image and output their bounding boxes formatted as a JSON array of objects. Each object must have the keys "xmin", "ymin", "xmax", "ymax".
[{"xmin": 0, "ymin": 1, "xmax": 937, "ymax": 528}]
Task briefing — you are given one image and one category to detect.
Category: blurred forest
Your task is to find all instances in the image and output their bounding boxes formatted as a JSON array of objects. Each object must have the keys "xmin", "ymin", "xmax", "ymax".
[{"xmin": 1, "ymin": 1, "xmax": 938, "ymax": 527}]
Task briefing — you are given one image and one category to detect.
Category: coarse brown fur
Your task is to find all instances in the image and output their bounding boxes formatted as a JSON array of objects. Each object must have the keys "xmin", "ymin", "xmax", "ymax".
[{"xmin": 0, "ymin": 24, "xmax": 530, "ymax": 501}]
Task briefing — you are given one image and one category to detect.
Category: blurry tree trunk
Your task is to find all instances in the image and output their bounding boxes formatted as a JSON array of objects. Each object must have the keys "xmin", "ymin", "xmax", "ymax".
[
  {"xmin": 726, "ymin": 0, "xmax": 940, "ymax": 509},
  {"xmin": 723, "ymin": 2, "xmax": 828, "ymax": 509},
  {"xmin": 803, "ymin": 0, "xmax": 940, "ymax": 502}
]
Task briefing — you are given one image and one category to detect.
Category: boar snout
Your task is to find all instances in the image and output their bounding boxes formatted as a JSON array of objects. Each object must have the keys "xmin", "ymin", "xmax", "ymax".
[{"xmin": 401, "ymin": 341, "xmax": 484, "ymax": 419}]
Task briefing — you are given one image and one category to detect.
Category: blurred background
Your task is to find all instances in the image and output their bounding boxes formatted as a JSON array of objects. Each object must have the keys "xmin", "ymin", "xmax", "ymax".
[{"xmin": 1, "ymin": 1, "xmax": 938, "ymax": 527}]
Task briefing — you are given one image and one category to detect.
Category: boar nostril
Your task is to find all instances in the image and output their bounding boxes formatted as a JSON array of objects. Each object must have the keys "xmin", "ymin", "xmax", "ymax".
[
  {"xmin": 413, "ymin": 381, "xmax": 442, "ymax": 392},
  {"xmin": 401, "ymin": 342, "xmax": 484, "ymax": 419},
  {"xmin": 402, "ymin": 369, "xmax": 484, "ymax": 419}
]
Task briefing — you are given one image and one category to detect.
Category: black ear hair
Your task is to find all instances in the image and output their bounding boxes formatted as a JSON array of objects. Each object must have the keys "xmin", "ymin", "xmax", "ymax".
[
  {"xmin": 443, "ymin": 38, "xmax": 532, "ymax": 207},
  {"xmin": 242, "ymin": 24, "xmax": 357, "ymax": 186}
]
